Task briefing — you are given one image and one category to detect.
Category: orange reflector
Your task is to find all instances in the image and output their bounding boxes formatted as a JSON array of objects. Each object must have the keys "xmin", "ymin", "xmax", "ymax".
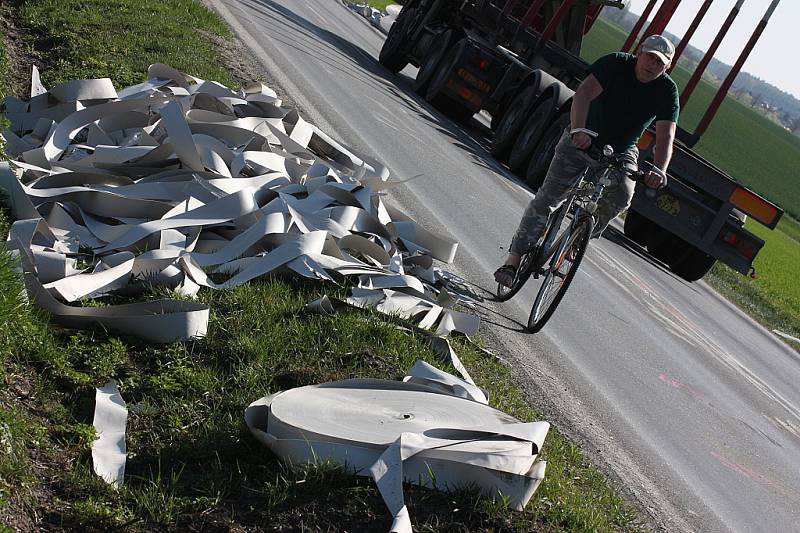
[
  {"xmin": 458, "ymin": 87, "xmax": 473, "ymax": 99},
  {"xmin": 729, "ymin": 188, "xmax": 779, "ymax": 226},
  {"xmin": 636, "ymin": 131, "xmax": 654, "ymax": 150}
]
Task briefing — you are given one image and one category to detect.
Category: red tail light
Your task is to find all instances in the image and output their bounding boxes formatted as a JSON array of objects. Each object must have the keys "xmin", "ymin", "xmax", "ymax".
[
  {"xmin": 722, "ymin": 232, "xmax": 739, "ymax": 246},
  {"xmin": 721, "ymin": 230, "xmax": 755, "ymax": 260}
]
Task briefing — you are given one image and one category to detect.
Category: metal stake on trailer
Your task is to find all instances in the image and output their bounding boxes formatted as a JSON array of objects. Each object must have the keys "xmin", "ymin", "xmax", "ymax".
[
  {"xmin": 679, "ymin": 0, "xmax": 744, "ymax": 109},
  {"xmin": 622, "ymin": 0, "xmax": 658, "ymax": 52},
  {"xmin": 669, "ymin": 0, "xmax": 714, "ymax": 70},
  {"xmin": 640, "ymin": 0, "xmax": 683, "ymax": 43},
  {"xmin": 693, "ymin": 0, "xmax": 782, "ymax": 140}
]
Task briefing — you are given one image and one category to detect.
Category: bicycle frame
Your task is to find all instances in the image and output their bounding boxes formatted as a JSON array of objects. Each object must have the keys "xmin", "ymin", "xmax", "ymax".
[
  {"xmin": 530, "ymin": 161, "xmax": 617, "ymax": 277},
  {"xmin": 495, "ymin": 147, "xmax": 638, "ymax": 305}
]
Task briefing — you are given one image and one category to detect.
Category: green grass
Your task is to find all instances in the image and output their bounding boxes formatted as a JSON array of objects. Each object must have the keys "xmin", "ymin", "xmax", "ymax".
[
  {"xmin": 367, "ymin": 0, "xmax": 397, "ymax": 11},
  {"xmin": 583, "ymin": 18, "xmax": 800, "ymax": 220},
  {"xmin": 748, "ymin": 217, "xmax": 800, "ymax": 320},
  {"xmin": 0, "ymin": 34, "xmax": 8, "ymax": 161},
  {"xmin": 18, "ymin": 0, "xmax": 235, "ymax": 90},
  {"xmin": 0, "ymin": 220, "xmax": 642, "ymax": 530},
  {"xmin": 0, "ymin": 1, "xmax": 645, "ymax": 530},
  {"xmin": 774, "ymin": 213, "xmax": 800, "ymax": 243}
]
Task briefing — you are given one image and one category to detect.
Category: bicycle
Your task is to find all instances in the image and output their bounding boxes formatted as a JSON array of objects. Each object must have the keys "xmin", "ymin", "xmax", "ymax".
[{"xmin": 496, "ymin": 138, "xmax": 664, "ymax": 333}]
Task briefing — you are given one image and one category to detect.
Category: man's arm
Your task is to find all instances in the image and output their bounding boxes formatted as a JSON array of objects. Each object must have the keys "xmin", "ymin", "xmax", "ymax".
[
  {"xmin": 646, "ymin": 119, "xmax": 676, "ymax": 187},
  {"xmin": 569, "ymin": 74, "xmax": 603, "ymax": 149}
]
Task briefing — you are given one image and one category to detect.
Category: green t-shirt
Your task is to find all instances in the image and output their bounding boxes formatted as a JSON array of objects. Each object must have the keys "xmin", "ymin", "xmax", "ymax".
[{"xmin": 585, "ymin": 53, "xmax": 680, "ymax": 152}]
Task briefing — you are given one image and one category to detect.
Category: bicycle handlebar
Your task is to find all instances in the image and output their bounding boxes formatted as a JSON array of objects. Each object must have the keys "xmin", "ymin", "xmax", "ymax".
[{"xmin": 578, "ymin": 142, "xmax": 667, "ymax": 189}]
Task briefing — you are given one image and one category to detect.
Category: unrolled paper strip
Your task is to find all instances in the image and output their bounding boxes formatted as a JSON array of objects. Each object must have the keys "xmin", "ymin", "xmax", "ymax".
[{"xmin": 92, "ymin": 380, "xmax": 128, "ymax": 488}]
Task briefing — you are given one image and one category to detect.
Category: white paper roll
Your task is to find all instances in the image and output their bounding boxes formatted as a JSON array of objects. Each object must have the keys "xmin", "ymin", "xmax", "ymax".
[{"xmin": 246, "ymin": 373, "xmax": 549, "ymax": 532}]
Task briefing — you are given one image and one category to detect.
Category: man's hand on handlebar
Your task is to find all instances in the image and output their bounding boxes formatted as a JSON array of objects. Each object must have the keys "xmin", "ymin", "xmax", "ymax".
[
  {"xmin": 570, "ymin": 132, "xmax": 593, "ymax": 150},
  {"xmin": 643, "ymin": 166, "xmax": 667, "ymax": 189},
  {"xmin": 569, "ymin": 128, "xmax": 596, "ymax": 151}
]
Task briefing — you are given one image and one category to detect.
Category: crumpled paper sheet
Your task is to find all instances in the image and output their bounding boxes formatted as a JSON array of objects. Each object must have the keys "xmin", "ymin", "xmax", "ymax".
[
  {"xmin": 245, "ymin": 363, "xmax": 549, "ymax": 533},
  {"xmin": 92, "ymin": 380, "xmax": 128, "ymax": 487},
  {"xmin": 1, "ymin": 64, "xmax": 477, "ymax": 343}
]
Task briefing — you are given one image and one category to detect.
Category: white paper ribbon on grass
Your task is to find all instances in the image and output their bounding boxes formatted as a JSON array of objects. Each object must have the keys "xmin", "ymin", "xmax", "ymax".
[
  {"xmin": 403, "ymin": 359, "xmax": 487, "ymax": 404},
  {"xmin": 245, "ymin": 372, "xmax": 549, "ymax": 533},
  {"xmin": 25, "ymin": 272, "xmax": 209, "ymax": 343},
  {"xmin": 92, "ymin": 380, "xmax": 128, "ymax": 488}
]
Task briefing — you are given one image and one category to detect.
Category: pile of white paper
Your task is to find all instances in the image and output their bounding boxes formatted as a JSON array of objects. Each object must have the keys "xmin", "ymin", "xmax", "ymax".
[{"xmin": 1, "ymin": 64, "xmax": 477, "ymax": 344}]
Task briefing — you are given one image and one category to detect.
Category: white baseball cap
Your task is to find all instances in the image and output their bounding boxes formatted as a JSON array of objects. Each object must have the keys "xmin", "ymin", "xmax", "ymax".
[{"xmin": 640, "ymin": 34, "xmax": 675, "ymax": 64}]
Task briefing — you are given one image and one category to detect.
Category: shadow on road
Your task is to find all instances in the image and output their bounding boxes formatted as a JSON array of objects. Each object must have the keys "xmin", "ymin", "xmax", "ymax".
[
  {"xmin": 241, "ymin": 0, "xmax": 529, "ymax": 192},
  {"xmin": 601, "ymin": 226, "xmax": 698, "ymax": 289}
]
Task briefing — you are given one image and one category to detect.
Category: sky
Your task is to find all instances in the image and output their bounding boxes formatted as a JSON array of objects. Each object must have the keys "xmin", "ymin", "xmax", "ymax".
[{"xmin": 624, "ymin": 0, "xmax": 797, "ymax": 98}]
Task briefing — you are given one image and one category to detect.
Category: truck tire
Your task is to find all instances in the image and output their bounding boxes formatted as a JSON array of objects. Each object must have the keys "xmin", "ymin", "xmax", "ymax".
[
  {"xmin": 413, "ymin": 30, "xmax": 457, "ymax": 95},
  {"xmin": 647, "ymin": 230, "xmax": 680, "ymax": 265},
  {"xmin": 525, "ymin": 113, "xmax": 569, "ymax": 190},
  {"xmin": 425, "ymin": 38, "xmax": 474, "ymax": 122},
  {"xmin": 491, "ymin": 85, "xmax": 539, "ymax": 162},
  {"xmin": 622, "ymin": 208, "xmax": 650, "ymax": 246},
  {"xmin": 379, "ymin": 6, "xmax": 417, "ymax": 73},
  {"xmin": 507, "ymin": 91, "xmax": 557, "ymax": 173},
  {"xmin": 669, "ymin": 243, "xmax": 717, "ymax": 282}
]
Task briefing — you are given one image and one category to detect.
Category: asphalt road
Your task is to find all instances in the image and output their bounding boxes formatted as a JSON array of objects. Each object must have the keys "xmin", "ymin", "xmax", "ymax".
[{"xmin": 207, "ymin": 1, "xmax": 800, "ymax": 531}]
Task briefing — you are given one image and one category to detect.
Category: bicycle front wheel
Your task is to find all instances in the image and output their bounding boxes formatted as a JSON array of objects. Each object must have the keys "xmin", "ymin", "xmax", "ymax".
[{"xmin": 527, "ymin": 215, "xmax": 593, "ymax": 333}]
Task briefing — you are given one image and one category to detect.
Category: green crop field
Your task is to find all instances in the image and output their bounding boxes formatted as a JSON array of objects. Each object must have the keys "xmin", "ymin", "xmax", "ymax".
[
  {"xmin": 746, "ymin": 217, "xmax": 800, "ymax": 318},
  {"xmin": 582, "ymin": 18, "xmax": 800, "ymax": 220}
]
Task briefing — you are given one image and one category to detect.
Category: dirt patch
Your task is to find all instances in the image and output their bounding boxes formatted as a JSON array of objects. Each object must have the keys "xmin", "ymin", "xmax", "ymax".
[
  {"xmin": 0, "ymin": 0, "xmax": 44, "ymax": 97},
  {"xmin": 0, "ymin": 365, "xmax": 70, "ymax": 533}
]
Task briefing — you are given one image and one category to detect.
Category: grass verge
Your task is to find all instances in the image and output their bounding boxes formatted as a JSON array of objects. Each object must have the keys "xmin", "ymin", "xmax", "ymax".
[
  {"xmin": 0, "ymin": 0, "xmax": 644, "ymax": 531},
  {"xmin": 366, "ymin": 0, "xmax": 397, "ymax": 12},
  {"xmin": 704, "ymin": 216, "xmax": 800, "ymax": 350},
  {"xmin": 17, "ymin": 0, "xmax": 235, "ymax": 89}
]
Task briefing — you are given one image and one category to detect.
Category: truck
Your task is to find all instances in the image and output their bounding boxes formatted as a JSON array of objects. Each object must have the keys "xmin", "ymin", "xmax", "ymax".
[{"xmin": 378, "ymin": 0, "xmax": 784, "ymax": 281}]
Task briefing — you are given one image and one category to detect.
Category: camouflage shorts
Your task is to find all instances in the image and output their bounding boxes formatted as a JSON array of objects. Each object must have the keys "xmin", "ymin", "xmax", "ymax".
[{"xmin": 509, "ymin": 129, "xmax": 638, "ymax": 255}]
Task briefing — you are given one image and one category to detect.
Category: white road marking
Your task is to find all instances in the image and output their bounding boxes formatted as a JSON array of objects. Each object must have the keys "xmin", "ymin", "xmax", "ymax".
[
  {"xmin": 306, "ymin": 4, "xmax": 323, "ymax": 22},
  {"xmin": 372, "ymin": 114, "xmax": 419, "ymax": 140}
]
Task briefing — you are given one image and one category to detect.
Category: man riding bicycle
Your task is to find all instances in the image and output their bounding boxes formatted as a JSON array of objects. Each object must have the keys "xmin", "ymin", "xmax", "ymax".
[{"xmin": 495, "ymin": 34, "xmax": 680, "ymax": 287}]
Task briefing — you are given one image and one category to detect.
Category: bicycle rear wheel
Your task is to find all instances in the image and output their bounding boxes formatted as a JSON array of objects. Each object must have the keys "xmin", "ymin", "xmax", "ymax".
[
  {"xmin": 496, "ymin": 251, "xmax": 535, "ymax": 301},
  {"xmin": 527, "ymin": 215, "xmax": 593, "ymax": 333}
]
